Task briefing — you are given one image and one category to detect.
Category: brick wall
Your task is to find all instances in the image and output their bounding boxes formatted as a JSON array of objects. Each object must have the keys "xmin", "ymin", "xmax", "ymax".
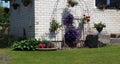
[
  {"xmin": 10, "ymin": 0, "xmax": 120, "ymax": 40},
  {"xmin": 34, "ymin": 0, "xmax": 67, "ymax": 41}
]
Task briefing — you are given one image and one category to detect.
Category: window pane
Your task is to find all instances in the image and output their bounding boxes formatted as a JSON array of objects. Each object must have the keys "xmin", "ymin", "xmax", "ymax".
[
  {"xmin": 110, "ymin": 0, "xmax": 119, "ymax": 7},
  {"xmin": 96, "ymin": 0, "xmax": 107, "ymax": 6}
]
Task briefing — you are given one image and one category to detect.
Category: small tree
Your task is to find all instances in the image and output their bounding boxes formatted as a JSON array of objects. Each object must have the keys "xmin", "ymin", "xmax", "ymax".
[{"xmin": 0, "ymin": 6, "xmax": 10, "ymax": 35}]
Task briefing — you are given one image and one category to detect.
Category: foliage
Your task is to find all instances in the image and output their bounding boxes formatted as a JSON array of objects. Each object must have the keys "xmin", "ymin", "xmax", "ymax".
[
  {"xmin": 63, "ymin": 14, "xmax": 80, "ymax": 47},
  {"xmin": 67, "ymin": 0, "xmax": 78, "ymax": 7},
  {"xmin": 12, "ymin": 3, "xmax": 20, "ymax": 10},
  {"xmin": 1, "ymin": 0, "xmax": 9, "ymax": 2},
  {"xmin": 65, "ymin": 25, "xmax": 80, "ymax": 42},
  {"xmin": 0, "ymin": 35, "xmax": 18, "ymax": 48},
  {"xmin": 63, "ymin": 14, "xmax": 74, "ymax": 25},
  {"xmin": 22, "ymin": 0, "xmax": 31, "ymax": 7},
  {"xmin": 49, "ymin": 19, "xmax": 61, "ymax": 32},
  {"xmin": 81, "ymin": 14, "xmax": 90, "ymax": 24},
  {"xmin": 0, "ymin": 6, "xmax": 9, "ymax": 35},
  {"xmin": 12, "ymin": 39, "xmax": 40, "ymax": 51},
  {"xmin": 97, "ymin": 4, "xmax": 106, "ymax": 9},
  {"xmin": 94, "ymin": 22, "xmax": 106, "ymax": 28},
  {"xmin": 38, "ymin": 40, "xmax": 54, "ymax": 48},
  {"xmin": 12, "ymin": 38, "xmax": 55, "ymax": 50}
]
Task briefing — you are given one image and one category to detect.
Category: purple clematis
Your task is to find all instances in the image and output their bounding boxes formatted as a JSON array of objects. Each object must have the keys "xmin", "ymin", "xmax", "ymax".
[{"xmin": 63, "ymin": 14, "xmax": 74, "ymax": 25}]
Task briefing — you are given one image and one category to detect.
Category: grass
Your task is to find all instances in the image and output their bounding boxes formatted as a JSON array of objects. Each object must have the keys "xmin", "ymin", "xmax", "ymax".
[{"xmin": 0, "ymin": 45, "xmax": 120, "ymax": 64}]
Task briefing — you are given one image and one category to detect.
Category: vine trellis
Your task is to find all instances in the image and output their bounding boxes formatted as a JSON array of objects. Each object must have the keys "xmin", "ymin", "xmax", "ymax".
[{"xmin": 50, "ymin": 0, "xmax": 90, "ymax": 47}]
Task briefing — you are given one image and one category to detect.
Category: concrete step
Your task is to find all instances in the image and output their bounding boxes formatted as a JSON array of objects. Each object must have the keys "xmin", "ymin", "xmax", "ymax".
[{"xmin": 110, "ymin": 38, "xmax": 120, "ymax": 44}]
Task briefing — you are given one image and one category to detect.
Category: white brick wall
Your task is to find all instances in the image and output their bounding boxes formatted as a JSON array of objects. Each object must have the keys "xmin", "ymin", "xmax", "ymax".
[
  {"xmin": 10, "ymin": 0, "xmax": 120, "ymax": 40},
  {"xmin": 34, "ymin": 0, "xmax": 67, "ymax": 41}
]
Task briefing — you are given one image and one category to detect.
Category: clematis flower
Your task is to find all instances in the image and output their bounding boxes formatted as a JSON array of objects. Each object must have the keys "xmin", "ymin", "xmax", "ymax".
[
  {"xmin": 63, "ymin": 14, "xmax": 74, "ymax": 25},
  {"xmin": 65, "ymin": 25, "xmax": 80, "ymax": 42}
]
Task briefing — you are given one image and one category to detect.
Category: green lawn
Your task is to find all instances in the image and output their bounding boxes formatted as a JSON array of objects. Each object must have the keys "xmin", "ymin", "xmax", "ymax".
[{"xmin": 1, "ymin": 45, "xmax": 120, "ymax": 64}]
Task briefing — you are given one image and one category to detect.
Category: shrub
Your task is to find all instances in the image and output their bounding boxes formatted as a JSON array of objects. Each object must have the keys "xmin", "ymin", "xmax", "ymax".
[
  {"xmin": 0, "ymin": 35, "xmax": 17, "ymax": 48},
  {"xmin": 12, "ymin": 39, "xmax": 40, "ymax": 51}
]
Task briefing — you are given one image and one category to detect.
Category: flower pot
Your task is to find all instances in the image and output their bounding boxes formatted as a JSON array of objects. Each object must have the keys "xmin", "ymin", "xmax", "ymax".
[
  {"xmin": 48, "ymin": 44, "xmax": 52, "ymax": 48},
  {"xmin": 13, "ymin": 6, "xmax": 18, "ymax": 10},
  {"xmin": 22, "ymin": 0, "xmax": 31, "ymax": 7},
  {"xmin": 12, "ymin": 3, "xmax": 19, "ymax": 10},
  {"xmin": 70, "ymin": 3, "xmax": 75, "ymax": 7},
  {"xmin": 68, "ymin": 1, "xmax": 72, "ymax": 4},
  {"xmin": 98, "ymin": 5, "xmax": 106, "ymax": 10},
  {"xmin": 67, "ymin": 0, "xmax": 78, "ymax": 7},
  {"xmin": 54, "ymin": 27, "xmax": 58, "ymax": 31},
  {"xmin": 50, "ymin": 27, "xmax": 58, "ymax": 32},
  {"xmin": 23, "ymin": 2, "xmax": 30, "ymax": 7},
  {"xmin": 96, "ymin": 27, "xmax": 103, "ymax": 33}
]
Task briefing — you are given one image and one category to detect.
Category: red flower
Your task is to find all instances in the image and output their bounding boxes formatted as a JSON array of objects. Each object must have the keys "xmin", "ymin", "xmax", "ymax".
[
  {"xmin": 86, "ymin": 16, "xmax": 90, "ymax": 19},
  {"xmin": 38, "ymin": 44, "xmax": 46, "ymax": 48},
  {"xmin": 87, "ymin": 18, "xmax": 90, "ymax": 22}
]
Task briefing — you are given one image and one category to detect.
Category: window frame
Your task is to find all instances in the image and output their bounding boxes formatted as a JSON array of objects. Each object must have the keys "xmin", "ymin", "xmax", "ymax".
[{"xmin": 95, "ymin": 0, "xmax": 120, "ymax": 9}]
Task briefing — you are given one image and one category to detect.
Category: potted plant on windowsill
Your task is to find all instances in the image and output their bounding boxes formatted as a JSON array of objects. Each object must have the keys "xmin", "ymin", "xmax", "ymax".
[
  {"xmin": 49, "ymin": 19, "xmax": 62, "ymax": 32},
  {"xmin": 97, "ymin": 4, "xmax": 106, "ymax": 10},
  {"xmin": 22, "ymin": 0, "xmax": 31, "ymax": 7},
  {"xmin": 12, "ymin": 3, "xmax": 20, "ymax": 10},
  {"xmin": 67, "ymin": 0, "xmax": 78, "ymax": 7},
  {"xmin": 94, "ymin": 22, "xmax": 106, "ymax": 33}
]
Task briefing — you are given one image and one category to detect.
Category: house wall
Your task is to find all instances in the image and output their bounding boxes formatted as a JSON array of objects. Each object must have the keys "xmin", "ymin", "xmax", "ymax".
[
  {"xmin": 87, "ymin": 0, "xmax": 120, "ymax": 34},
  {"xmin": 34, "ymin": 0, "xmax": 67, "ymax": 41},
  {"xmin": 34, "ymin": 0, "xmax": 120, "ymax": 41},
  {"xmin": 10, "ymin": 0, "xmax": 35, "ymax": 38},
  {"xmin": 10, "ymin": 0, "xmax": 120, "ymax": 40}
]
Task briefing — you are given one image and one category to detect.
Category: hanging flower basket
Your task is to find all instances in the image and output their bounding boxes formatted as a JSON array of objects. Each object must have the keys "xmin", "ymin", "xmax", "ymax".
[
  {"xmin": 49, "ymin": 19, "xmax": 62, "ymax": 32},
  {"xmin": 81, "ymin": 14, "xmax": 90, "ymax": 24},
  {"xmin": 67, "ymin": 0, "xmax": 78, "ymax": 7},
  {"xmin": 96, "ymin": 27, "xmax": 103, "ymax": 33},
  {"xmin": 97, "ymin": 4, "xmax": 106, "ymax": 10},
  {"xmin": 12, "ymin": 3, "xmax": 20, "ymax": 10},
  {"xmin": 94, "ymin": 22, "xmax": 106, "ymax": 33},
  {"xmin": 22, "ymin": 0, "xmax": 31, "ymax": 7},
  {"xmin": 4, "ymin": 7, "xmax": 9, "ymax": 14}
]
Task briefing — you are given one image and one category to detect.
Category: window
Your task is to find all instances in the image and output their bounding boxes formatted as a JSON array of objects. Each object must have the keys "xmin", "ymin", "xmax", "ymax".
[
  {"xmin": 95, "ymin": 0, "xmax": 120, "ymax": 9},
  {"xmin": 96, "ymin": 0, "xmax": 107, "ymax": 6}
]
